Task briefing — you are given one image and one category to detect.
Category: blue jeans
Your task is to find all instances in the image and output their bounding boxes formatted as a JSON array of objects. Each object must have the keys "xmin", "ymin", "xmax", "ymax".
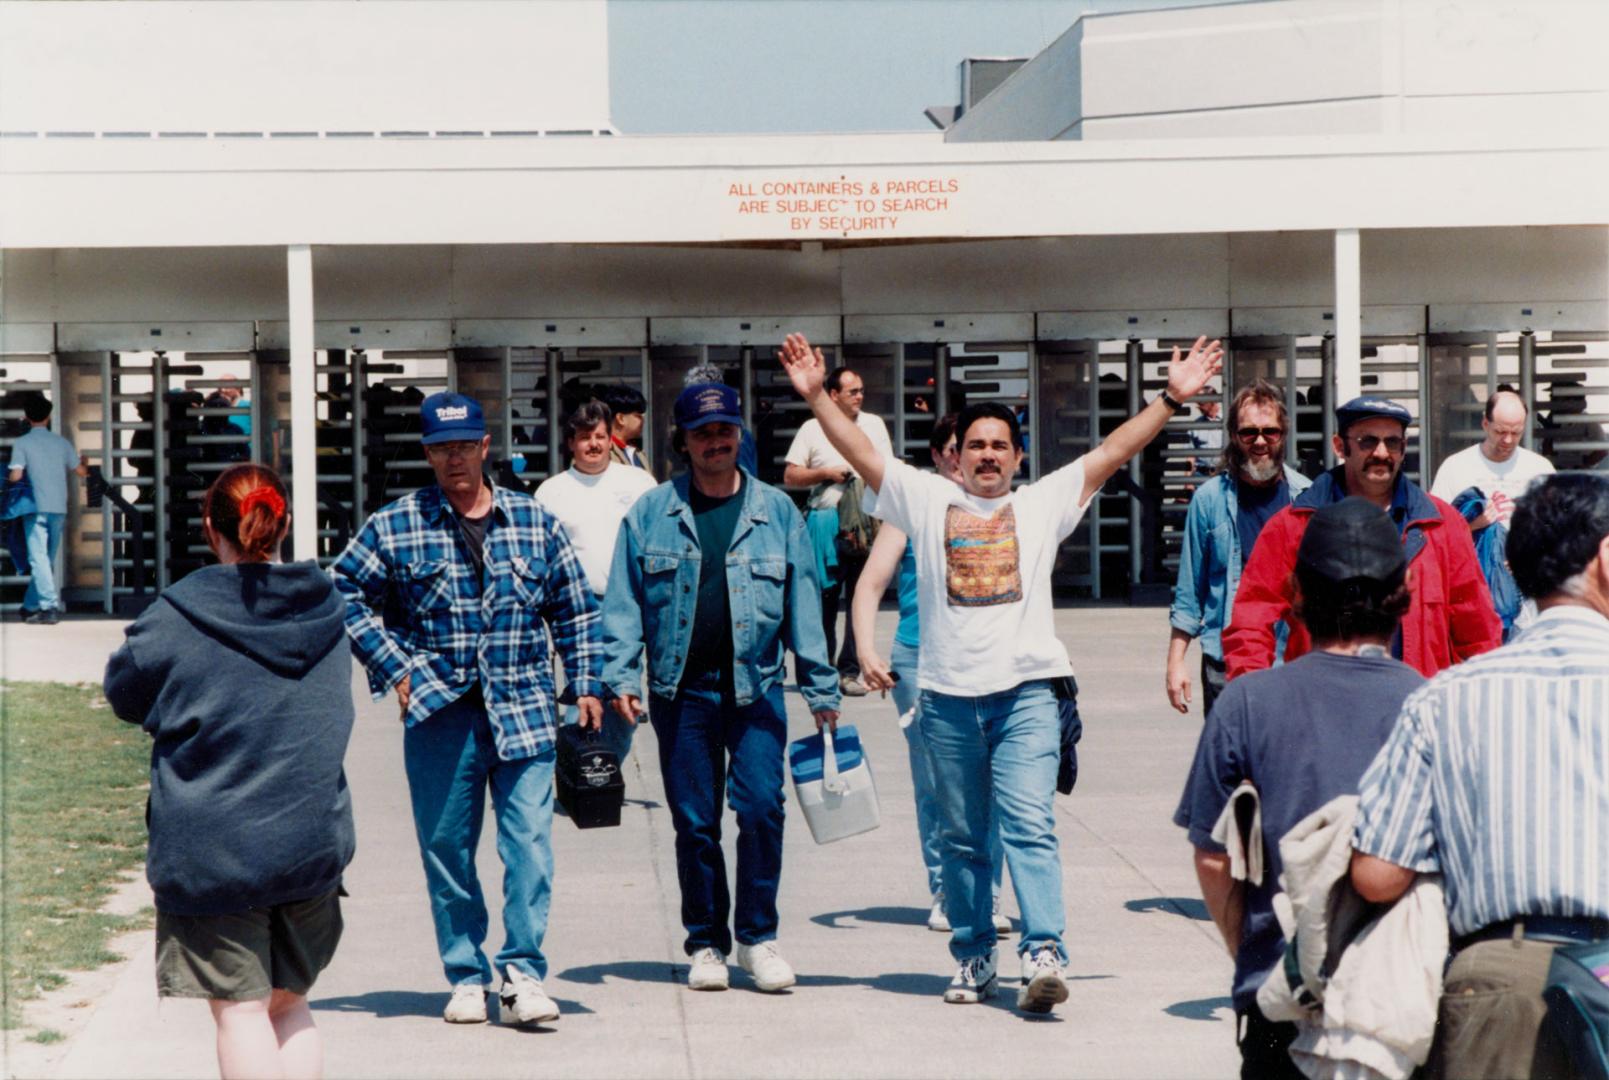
[
  {"xmin": 890, "ymin": 641, "xmax": 1002, "ymax": 900},
  {"xmin": 402, "ymin": 687, "xmax": 556, "ymax": 986},
  {"xmin": 649, "ymin": 672, "xmax": 787, "ymax": 956},
  {"xmin": 22, "ymin": 511, "xmax": 65, "ymax": 611},
  {"xmin": 920, "ymin": 679, "xmax": 1065, "ymax": 963}
]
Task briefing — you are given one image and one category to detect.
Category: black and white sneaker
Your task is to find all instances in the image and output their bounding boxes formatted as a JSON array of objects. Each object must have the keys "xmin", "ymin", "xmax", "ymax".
[{"xmin": 943, "ymin": 952, "xmax": 997, "ymax": 1004}]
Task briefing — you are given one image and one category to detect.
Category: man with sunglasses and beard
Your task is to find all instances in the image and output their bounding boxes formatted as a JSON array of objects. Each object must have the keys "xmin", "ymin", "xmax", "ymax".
[
  {"xmin": 1167, "ymin": 380, "xmax": 1311, "ymax": 718},
  {"xmin": 1224, "ymin": 397, "xmax": 1501, "ymax": 680}
]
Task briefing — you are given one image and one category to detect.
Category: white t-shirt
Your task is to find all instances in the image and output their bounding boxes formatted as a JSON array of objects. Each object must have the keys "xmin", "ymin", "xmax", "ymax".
[
  {"xmin": 1429, "ymin": 443, "xmax": 1554, "ymax": 525},
  {"xmin": 534, "ymin": 463, "xmax": 657, "ymax": 594},
  {"xmin": 873, "ymin": 454, "xmax": 1094, "ymax": 697},
  {"xmin": 784, "ymin": 412, "xmax": 894, "ymax": 510}
]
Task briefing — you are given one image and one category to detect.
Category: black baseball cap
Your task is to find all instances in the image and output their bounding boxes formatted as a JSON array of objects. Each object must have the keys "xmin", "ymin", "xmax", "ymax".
[{"xmin": 1297, "ymin": 497, "xmax": 1406, "ymax": 585}]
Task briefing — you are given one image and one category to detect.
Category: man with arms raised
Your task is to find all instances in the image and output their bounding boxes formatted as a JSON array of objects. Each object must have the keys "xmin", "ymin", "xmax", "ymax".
[
  {"xmin": 778, "ymin": 331, "xmax": 1223, "ymax": 1012},
  {"xmin": 1224, "ymin": 397, "xmax": 1501, "ymax": 680}
]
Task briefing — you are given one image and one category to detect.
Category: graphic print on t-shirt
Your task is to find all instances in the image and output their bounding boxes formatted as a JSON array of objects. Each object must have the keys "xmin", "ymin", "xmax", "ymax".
[{"xmin": 944, "ymin": 504, "xmax": 1023, "ymax": 607}]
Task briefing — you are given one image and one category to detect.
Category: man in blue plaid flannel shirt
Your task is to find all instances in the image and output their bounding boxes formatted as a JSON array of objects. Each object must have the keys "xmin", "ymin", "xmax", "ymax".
[{"xmin": 331, "ymin": 392, "xmax": 602, "ymax": 1029}]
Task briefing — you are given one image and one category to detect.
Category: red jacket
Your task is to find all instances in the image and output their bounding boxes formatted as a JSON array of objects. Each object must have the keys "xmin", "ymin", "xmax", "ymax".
[{"xmin": 1223, "ymin": 469, "xmax": 1502, "ymax": 680}]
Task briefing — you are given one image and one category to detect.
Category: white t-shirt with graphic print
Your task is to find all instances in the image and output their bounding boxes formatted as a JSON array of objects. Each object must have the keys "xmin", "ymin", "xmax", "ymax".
[{"xmin": 872, "ymin": 454, "xmax": 1094, "ymax": 697}]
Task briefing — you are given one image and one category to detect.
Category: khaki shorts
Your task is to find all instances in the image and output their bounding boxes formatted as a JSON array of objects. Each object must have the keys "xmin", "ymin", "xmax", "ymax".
[{"xmin": 155, "ymin": 889, "xmax": 344, "ymax": 1001}]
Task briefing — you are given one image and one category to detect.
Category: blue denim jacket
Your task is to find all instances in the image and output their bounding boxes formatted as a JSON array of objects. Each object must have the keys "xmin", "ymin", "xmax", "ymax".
[
  {"xmin": 1169, "ymin": 466, "xmax": 1311, "ymax": 661},
  {"xmin": 601, "ymin": 470, "xmax": 841, "ymax": 712}
]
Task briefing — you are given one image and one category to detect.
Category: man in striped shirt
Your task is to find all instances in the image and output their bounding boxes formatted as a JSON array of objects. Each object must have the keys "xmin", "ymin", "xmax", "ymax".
[{"xmin": 1351, "ymin": 472, "xmax": 1609, "ymax": 1079}]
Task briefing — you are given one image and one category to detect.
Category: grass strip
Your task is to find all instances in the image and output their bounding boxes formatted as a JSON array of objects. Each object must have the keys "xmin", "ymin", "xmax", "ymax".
[{"xmin": 1, "ymin": 681, "xmax": 150, "ymax": 1030}]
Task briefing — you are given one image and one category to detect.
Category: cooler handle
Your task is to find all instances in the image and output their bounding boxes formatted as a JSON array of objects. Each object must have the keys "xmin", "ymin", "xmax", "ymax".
[{"xmin": 821, "ymin": 726, "xmax": 848, "ymax": 795}]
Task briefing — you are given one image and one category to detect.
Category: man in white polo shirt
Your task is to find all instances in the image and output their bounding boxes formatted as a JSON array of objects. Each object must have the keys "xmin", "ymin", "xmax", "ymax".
[
  {"xmin": 777, "ymin": 330, "xmax": 1223, "ymax": 1014},
  {"xmin": 536, "ymin": 398, "xmax": 656, "ymax": 758},
  {"xmin": 783, "ymin": 365, "xmax": 894, "ymax": 697}
]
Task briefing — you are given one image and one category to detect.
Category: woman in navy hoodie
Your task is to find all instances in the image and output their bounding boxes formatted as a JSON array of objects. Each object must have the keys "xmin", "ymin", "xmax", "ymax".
[{"xmin": 105, "ymin": 463, "xmax": 355, "ymax": 1080}]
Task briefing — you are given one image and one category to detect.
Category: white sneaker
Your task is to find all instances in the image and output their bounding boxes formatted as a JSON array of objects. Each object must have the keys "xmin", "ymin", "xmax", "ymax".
[
  {"xmin": 943, "ymin": 952, "xmax": 997, "ymax": 1004},
  {"xmin": 734, "ymin": 940, "xmax": 796, "ymax": 992},
  {"xmin": 992, "ymin": 896, "xmax": 1013, "ymax": 935},
  {"xmin": 927, "ymin": 894, "xmax": 951, "ymax": 933},
  {"xmin": 499, "ymin": 966, "xmax": 560, "ymax": 1025},
  {"xmin": 1017, "ymin": 945, "xmax": 1069, "ymax": 1014},
  {"xmin": 443, "ymin": 983, "xmax": 488, "ymax": 1024},
  {"xmin": 687, "ymin": 947, "xmax": 729, "ymax": 991}
]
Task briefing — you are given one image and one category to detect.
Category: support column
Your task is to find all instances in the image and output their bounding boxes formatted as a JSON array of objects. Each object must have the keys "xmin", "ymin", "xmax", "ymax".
[
  {"xmin": 1334, "ymin": 228, "xmax": 1362, "ymax": 403},
  {"xmin": 287, "ymin": 244, "xmax": 317, "ymax": 561}
]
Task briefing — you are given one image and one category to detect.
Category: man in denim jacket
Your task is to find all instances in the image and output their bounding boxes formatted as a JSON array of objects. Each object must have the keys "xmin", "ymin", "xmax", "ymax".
[
  {"xmin": 1167, "ymin": 380, "xmax": 1311, "ymax": 718},
  {"xmin": 602, "ymin": 382, "xmax": 840, "ymax": 995}
]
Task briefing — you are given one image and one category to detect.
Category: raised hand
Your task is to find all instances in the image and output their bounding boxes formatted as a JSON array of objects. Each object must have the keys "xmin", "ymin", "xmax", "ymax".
[
  {"xmin": 777, "ymin": 332, "xmax": 829, "ymax": 401},
  {"xmin": 1165, "ymin": 336, "xmax": 1226, "ymax": 403}
]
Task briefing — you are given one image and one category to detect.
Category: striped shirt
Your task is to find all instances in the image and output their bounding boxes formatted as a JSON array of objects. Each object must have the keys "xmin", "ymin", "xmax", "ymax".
[
  {"xmin": 330, "ymin": 482, "xmax": 601, "ymax": 761},
  {"xmin": 1353, "ymin": 606, "xmax": 1609, "ymax": 936}
]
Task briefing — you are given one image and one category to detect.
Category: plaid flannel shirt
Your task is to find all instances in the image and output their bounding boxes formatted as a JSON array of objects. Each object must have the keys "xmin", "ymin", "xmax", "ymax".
[{"xmin": 330, "ymin": 482, "xmax": 601, "ymax": 761}]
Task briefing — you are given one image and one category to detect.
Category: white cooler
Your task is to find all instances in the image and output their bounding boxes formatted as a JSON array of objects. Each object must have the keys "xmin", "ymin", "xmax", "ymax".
[{"xmin": 788, "ymin": 724, "xmax": 880, "ymax": 844}]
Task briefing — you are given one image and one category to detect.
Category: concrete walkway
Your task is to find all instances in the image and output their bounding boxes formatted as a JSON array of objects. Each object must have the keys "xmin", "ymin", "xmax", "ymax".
[{"xmin": 5, "ymin": 608, "xmax": 1238, "ymax": 1079}]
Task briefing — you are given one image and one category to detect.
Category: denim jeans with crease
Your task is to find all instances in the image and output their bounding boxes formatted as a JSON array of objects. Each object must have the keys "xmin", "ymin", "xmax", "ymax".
[
  {"xmin": 649, "ymin": 671, "xmax": 788, "ymax": 956},
  {"xmin": 402, "ymin": 686, "xmax": 556, "ymax": 986},
  {"xmin": 22, "ymin": 511, "xmax": 65, "ymax": 611},
  {"xmin": 919, "ymin": 678, "xmax": 1065, "ymax": 964},
  {"xmin": 890, "ymin": 640, "xmax": 1003, "ymax": 901}
]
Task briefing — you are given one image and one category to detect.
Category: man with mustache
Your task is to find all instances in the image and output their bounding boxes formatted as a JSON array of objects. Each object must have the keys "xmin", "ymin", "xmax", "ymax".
[
  {"xmin": 1224, "ymin": 397, "xmax": 1501, "ymax": 679},
  {"xmin": 778, "ymin": 330, "xmax": 1223, "ymax": 1013},
  {"xmin": 1167, "ymin": 380, "xmax": 1311, "ymax": 718},
  {"xmin": 602, "ymin": 381, "xmax": 839, "ymax": 994}
]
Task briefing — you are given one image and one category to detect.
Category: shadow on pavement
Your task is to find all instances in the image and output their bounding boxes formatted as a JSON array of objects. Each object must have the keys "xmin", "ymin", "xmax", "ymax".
[
  {"xmin": 1165, "ymin": 995, "xmax": 1234, "ymax": 1021},
  {"xmin": 555, "ymin": 960, "xmax": 682, "ymax": 986},
  {"xmin": 809, "ymin": 905, "xmax": 929, "ymax": 930},
  {"xmin": 1125, "ymin": 896, "xmax": 1210, "ymax": 921},
  {"xmin": 311, "ymin": 989, "xmax": 594, "ymax": 1020}
]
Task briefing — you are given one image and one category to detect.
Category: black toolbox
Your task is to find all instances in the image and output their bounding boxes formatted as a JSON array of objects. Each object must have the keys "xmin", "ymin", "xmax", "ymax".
[{"xmin": 555, "ymin": 725, "xmax": 625, "ymax": 829}]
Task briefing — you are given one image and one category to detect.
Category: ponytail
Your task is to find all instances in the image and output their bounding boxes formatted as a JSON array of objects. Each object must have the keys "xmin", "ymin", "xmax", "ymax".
[{"xmin": 204, "ymin": 464, "xmax": 289, "ymax": 563}]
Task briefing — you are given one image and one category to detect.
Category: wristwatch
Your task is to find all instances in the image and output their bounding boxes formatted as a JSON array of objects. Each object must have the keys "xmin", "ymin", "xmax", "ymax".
[{"xmin": 1157, "ymin": 390, "xmax": 1188, "ymax": 415}]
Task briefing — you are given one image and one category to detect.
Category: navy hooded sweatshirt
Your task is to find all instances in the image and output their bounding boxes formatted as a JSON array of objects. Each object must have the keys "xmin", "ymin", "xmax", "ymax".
[{"xmin": 104, "ymin": 561, "xmax": 356, "ymax": 916}]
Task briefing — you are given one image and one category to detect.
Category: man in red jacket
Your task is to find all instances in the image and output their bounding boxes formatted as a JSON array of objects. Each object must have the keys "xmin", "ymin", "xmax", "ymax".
[{"xmin": 1224, "ymin": 397, "xmax": 1501, "ymax": 680}]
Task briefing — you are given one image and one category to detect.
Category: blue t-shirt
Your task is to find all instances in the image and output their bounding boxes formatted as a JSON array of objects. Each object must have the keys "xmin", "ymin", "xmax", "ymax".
[
  {"xmin": 1234, "ymin": 476, "xmax": 1290, "ymax": 567},
  {"xmin": 893, "ymin": 541, "xmax": 919, "ymax": 649},
  {"xmin": 1173, "ymin": 650, "xmax": 1424, "ymax": 1008},
  {"xmin": 7, "ymin": 426, "xmax": 79, "ymax": 514}
]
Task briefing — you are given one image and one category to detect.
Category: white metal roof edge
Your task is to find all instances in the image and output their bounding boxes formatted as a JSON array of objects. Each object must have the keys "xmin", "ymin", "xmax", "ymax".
[{"xmin": 1, "ymin": 129, "xmax": 1603, "ymax": 175}]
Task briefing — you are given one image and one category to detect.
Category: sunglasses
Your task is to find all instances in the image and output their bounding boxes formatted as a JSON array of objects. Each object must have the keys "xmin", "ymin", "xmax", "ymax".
[
  {"xmin": 1235, "ymin": 427, "xmax": 1283, "ymax": 442},
  {"xmin": 1346, "ymin": 434, "xmax": 1406, "ymax": 455}
]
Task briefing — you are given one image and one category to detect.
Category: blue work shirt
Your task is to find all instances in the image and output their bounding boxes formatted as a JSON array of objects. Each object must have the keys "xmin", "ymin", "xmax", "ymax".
[
  {"xmin": 1174, "ymin": 650, "xmax": 1425, "ymax": 1009},
  {"xmin": 7, "ymin": 426, "xmax": 80, "ymax": 514},
  {"xmin": 601, "ymin": 469, "xmax": 840, "ymax": 713},
  {"xmin": 1170, "ymin": 466, "xmax": 1311, "ymax": 661}
]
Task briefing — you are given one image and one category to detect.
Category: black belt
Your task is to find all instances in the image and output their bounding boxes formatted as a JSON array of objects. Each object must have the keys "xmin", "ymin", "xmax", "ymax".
[{"xmin": 1454, "ymin": 915, "xmax": 1609, "ymax": 952}]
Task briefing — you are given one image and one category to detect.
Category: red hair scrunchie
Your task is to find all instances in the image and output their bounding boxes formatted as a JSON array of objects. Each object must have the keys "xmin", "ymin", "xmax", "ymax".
[{"xmin": 239, "ymin": 486, "xmax": 286, "ymax": 520}]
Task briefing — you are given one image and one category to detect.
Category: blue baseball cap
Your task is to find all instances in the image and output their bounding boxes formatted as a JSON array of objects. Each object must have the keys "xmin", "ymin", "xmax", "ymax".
[
  {"xmin": 674, "ymin": 382, "xmax": 742, "ymax": 430},
  {"xmin": 1335, "ymin": 396, "xmax": 1412, "ymax": 435},
  {"xmin": 419, "ymin": 392, "xmax": 487, "ymax": 445}
]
